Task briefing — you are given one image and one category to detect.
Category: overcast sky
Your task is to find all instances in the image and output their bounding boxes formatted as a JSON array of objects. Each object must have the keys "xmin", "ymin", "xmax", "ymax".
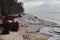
[{"xmin": 18, "ymin": 0, "xmax": 60, "ymax": 14}]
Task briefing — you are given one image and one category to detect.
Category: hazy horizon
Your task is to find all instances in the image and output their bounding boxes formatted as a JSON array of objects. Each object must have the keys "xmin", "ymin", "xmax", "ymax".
[{"xmin": 18, "ymin": 0, "xmax": 60, "ymax": 14}]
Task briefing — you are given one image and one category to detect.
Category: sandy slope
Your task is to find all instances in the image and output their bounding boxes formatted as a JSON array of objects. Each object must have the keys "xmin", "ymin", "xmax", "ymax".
[
  {"xmin": 0, "ymin": 27, "xmax": 48, "ymax": 40},
  {"xmin": 0, "ymin": 15, "xmax": 48, "ymax": 40}
]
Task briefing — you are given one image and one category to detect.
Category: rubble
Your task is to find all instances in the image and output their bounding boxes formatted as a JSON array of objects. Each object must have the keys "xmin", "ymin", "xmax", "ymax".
[{"xmin": 1, "ymin": 14, "xmax": 58, "ymax": 40}]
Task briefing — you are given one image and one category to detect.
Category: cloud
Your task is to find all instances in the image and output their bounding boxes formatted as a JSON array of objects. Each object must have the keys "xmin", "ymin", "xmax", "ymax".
[
  {"xmin": 18, "ymin": 0, "xmax": 60, "ymax": 8},
  {"xmin": 24, "ymin": 1, "xmax": 44, "ymax": 8},
  {"xmin": 22, "ymin": 0, "xmax": 60, "ymax": 14},
  {"xmin": 47, "ymin": 1, "xmax": 60, "ymax": 8}
]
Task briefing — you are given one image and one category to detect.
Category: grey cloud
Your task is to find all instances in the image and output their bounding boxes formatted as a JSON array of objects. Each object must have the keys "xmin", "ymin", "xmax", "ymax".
[
  {"xmin": 24, "ymin": 3, "xmax": 60, "ymax": 14},
  {"xmin": 23, "ymin": 0, "xmax": 60, "ymax": 14},
  {"xmin": 22, "ymin": 0, "xmax": 60, "ymax": 3}
]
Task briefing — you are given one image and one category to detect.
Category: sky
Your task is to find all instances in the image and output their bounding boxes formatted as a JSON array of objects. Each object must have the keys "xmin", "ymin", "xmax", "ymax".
[{"xmin": 18, "ymin": 0, "xmax": 60, "ymax": 14}]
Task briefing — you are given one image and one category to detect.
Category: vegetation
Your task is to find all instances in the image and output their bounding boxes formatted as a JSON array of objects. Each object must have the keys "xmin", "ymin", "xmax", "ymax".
[{"xmin": 0, "ymin": 0, "xmax": 24, "ymax": 16}]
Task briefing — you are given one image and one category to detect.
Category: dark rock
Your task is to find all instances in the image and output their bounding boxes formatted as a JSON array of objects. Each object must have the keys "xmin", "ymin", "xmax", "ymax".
[{"xmin": 10, "ymin": 22, "xmax": 19, "ymax": 32}]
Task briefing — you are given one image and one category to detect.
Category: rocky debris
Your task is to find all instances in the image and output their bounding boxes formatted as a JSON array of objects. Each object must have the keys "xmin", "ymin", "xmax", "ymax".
[
  {"xmin": 19, "ymin": 27, "xmax": 49, "ymax": 40},
  {"xmin": 23, "ymin": 33, "xmax": 48, "ymax": 40},
  {"xmin": 48, "ymin": 36, "xmax": 60, "ymax": 40},
  {"xmin": 22, "ymin": 14, "xmax": 60, "ymax": 28},
  {"xmin": 0, "ymin": 14, "xmax": 60, "ymax": 40},
  {"xmin": 0, "ymin": 26, "xmax": 48, "ymax": 40},
  {"xmin": 38, "ymin": 19, "xmax": 60, "ymax": 27}
]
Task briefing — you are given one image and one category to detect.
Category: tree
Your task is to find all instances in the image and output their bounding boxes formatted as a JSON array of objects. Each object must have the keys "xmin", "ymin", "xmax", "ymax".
[{"xmin": 0, "ymin": 0, "xmax": 24, "ymax": 16}]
